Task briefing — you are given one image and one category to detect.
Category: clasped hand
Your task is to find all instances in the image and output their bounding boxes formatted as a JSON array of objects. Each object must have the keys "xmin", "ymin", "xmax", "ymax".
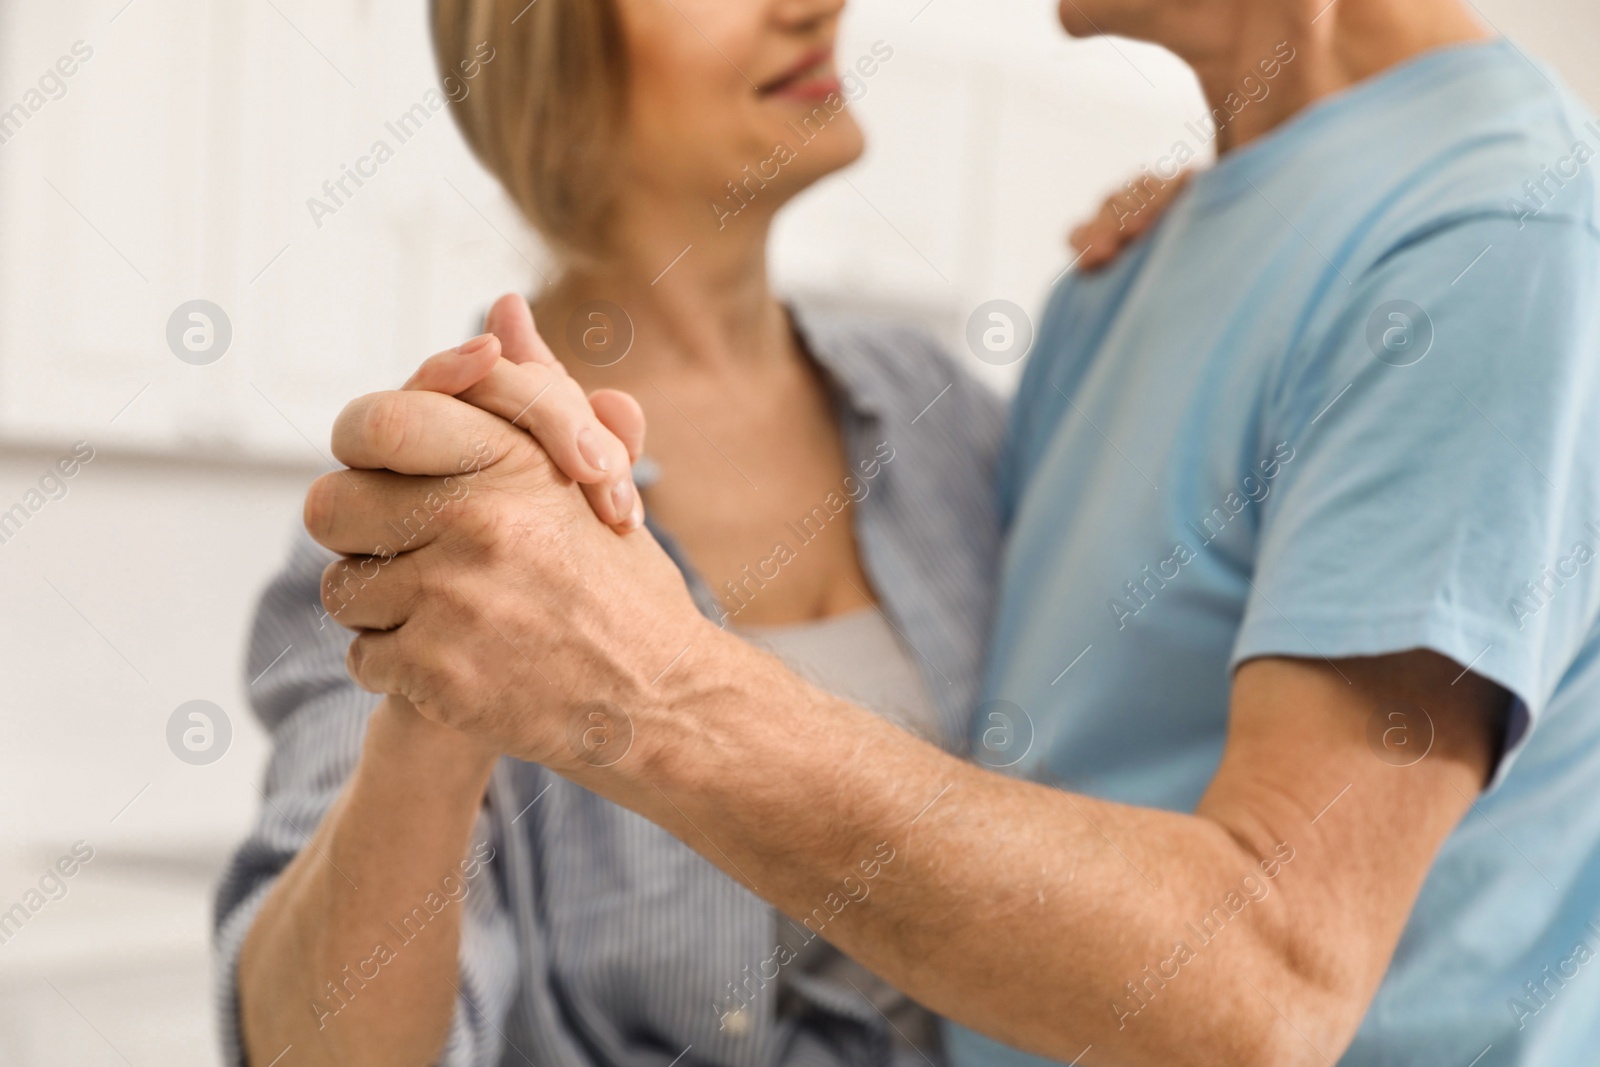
[{"xmin": 304, "ymin": 294, "xmax": 706, "ymax": 771}]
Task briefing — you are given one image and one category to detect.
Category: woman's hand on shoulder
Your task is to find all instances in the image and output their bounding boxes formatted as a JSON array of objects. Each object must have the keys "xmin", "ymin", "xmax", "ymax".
[{"xmin": 1068, "ymin": 169, "xmax": 1194, "ymax": 272}]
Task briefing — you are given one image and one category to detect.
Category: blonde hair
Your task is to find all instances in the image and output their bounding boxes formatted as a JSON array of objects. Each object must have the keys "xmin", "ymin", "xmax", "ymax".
[{"xmin": 430, "ymin": 0, "xmax": 629, "ymax": 263}]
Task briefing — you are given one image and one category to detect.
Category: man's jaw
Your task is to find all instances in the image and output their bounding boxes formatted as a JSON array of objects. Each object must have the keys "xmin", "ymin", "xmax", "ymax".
[{"xmin": 1055, "ymin": 0, "xmax": 1171, "ymax": 42}]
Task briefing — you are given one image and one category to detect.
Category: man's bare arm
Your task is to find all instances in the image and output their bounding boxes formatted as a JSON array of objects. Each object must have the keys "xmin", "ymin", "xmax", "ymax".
[{"xmin": 586, "ymin": 641, "xmax": 1502, "ymax": 1066}]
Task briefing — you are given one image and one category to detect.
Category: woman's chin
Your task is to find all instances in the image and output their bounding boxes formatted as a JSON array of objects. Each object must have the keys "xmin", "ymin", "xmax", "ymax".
[
  {"xmin": 691, "ymin": 112, "xmax": 865, "ymax": 231},
  {"xmin": 753, "ymin": 96, "xmax": 863, "ymax": 148},
  {"xmin": 782, "ymin": 112, "xmax": 866, "ymax": 174},
  {"xmin": 812, "ymin": 122, "xmax": 866, "ymax": 173},
  {"xmin": 719, "ymin": 117, "xmax": 865, "ymax": 192}
]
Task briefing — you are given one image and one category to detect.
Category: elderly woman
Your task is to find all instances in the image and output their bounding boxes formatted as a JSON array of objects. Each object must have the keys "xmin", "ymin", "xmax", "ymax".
[{"xmin": 216, "ymin": 0, "xmax": 1011, "ymax": 1065}]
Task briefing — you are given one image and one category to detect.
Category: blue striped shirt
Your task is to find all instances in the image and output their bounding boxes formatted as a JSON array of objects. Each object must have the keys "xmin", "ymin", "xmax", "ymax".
[{"xmin": 214, "ymin": 307, "xmax": 1005, "ymax": 1067}]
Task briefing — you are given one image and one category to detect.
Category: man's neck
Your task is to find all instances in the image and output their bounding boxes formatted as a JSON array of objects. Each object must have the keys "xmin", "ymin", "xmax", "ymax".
[{"xmin": 1156, "ymin": 0, "xmax": 1493, "ymax": 152}]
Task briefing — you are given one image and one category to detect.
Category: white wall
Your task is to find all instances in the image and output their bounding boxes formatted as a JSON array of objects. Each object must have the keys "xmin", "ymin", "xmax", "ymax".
[
  {"xmin": 0, "ymin": 447, "xmax": 311, "ymax": 1065},
  {"xmin": 0, "ymin": 1, "xmax": 1595, "ymax": 1064}
]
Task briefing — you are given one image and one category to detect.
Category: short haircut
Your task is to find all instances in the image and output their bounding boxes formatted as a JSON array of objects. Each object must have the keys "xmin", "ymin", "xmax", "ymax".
[{"xmin": 431, "ymin": 0, "xmax": 629, "ymax": 263}]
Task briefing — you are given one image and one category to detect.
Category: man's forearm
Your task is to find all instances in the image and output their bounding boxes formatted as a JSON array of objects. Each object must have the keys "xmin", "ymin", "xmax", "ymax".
[
  {"xmin": 578, "ymin": 629, "xmax": 1364, "ymax": 1067},
  {"xmin": 238, "ymin": 699, "xmax": 498, "ymax": 1067}
]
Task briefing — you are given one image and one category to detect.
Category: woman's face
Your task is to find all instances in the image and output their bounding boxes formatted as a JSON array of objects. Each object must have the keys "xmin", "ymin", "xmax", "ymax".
[{"xmin": 616, "ymin": 0, "xmax": 865, "ymax": 220}]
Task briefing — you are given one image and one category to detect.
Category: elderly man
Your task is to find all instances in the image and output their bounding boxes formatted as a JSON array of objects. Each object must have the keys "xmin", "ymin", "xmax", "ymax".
[{"xmin": 239, "ymin": 0, "xmax": 1600, "ymax": 1064}]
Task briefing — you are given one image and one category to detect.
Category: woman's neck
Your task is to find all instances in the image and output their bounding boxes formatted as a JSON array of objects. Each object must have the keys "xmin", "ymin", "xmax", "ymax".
[{"xmin": 534, "ymin": 188, "xmax": 798, "ymax": 387}]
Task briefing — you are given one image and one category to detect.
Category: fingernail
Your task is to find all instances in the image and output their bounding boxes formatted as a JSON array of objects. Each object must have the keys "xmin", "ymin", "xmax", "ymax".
[
  {"xmin": 611, "ymin": 479, "xmax": 635, "ymax": 524},
  {"xmin": 458, "ymin": 333, "xmax": 493, "ymax": 356},
  {"xmin": 577, "ymin": 428, "xmax": 610, "ymax": 473}
]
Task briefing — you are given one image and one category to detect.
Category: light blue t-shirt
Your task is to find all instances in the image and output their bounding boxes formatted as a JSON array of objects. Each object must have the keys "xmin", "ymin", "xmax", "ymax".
[{"xmin": 954, "ymin": 39, "xmax": 1600, "ymax": 1067}]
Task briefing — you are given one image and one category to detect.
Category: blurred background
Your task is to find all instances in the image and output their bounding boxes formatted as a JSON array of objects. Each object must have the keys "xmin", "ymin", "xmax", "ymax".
[{"xmin": 0, "ymin": 1, "xmax": 1594, "ymax": 1063}]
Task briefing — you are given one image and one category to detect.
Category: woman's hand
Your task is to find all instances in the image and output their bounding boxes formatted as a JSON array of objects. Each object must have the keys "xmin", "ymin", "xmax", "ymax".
[
  {"xmin": 403, "ymin": 293, "xmax": 647, "ymax": 530},
  {"xmin": 1068, "ymin": 169, "xmax": 1194, "ymax": 271}
]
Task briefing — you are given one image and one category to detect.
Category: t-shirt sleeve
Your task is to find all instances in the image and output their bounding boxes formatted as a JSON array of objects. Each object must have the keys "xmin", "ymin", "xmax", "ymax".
[{"xmin": 1232, "ymin": 212, "xmax": 1600, "ymax": 783}]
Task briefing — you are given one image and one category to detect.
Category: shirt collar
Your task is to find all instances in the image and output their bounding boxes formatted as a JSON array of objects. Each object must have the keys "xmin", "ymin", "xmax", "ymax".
[{"xmin": 786, "ymin": 303, "xmax": 893, "ymax": 423}]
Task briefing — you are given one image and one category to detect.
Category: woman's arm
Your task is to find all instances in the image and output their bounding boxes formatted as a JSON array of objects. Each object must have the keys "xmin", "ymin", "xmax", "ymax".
[
  {"xmin": 215, "ymin": 527, "xmax": 519, "ymax": 1067},
  {"xmin": 237, "ymin": 697, "xmax": 497, "ymax": 1067}
]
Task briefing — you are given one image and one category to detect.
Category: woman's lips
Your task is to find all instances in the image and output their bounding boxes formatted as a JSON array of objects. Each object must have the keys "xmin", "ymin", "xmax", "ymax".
[
  {"xmin": 759, "ymin": 48, "xmax": 841, "ymax": 102},
  {"xmin": 766, "ymin": 73, "xmax": 842, "ymax": 102}
]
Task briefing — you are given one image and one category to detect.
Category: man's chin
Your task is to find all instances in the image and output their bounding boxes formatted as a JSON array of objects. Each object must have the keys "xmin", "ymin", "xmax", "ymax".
[
  {"xmin": 1056, "ymin": 0, "xmax": 1156, "ymax": 40},
  {"xmin": 1056, "ymin": 0, "xmax": 1106, "ymax": 38},
  {"xmin": 1057, "ymin": 9, "xmax": 1100, "ymax": 38}
]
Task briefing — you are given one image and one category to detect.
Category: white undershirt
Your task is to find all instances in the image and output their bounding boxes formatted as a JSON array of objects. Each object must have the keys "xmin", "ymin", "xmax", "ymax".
[{"xmin": 738, "ymin": 607, "xmax": 945, "ymax": 745}]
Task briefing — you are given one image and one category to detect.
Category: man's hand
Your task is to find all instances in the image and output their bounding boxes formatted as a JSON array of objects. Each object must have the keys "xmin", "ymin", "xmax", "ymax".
[{"xmin": 305, "ymin": 303, "xmax": 706, "ymax": 768}]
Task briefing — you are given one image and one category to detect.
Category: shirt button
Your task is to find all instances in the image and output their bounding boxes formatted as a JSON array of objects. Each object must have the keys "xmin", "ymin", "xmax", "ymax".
[{"xmin": 723, "ymin": 1008, "xmax": 752, "ymax": 1036}]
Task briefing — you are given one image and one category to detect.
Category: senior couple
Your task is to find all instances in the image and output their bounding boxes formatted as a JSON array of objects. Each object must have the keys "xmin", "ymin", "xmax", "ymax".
[{"xmin": 217, "ymin": 0, "xmax": 1600, "ymax": 1064}]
